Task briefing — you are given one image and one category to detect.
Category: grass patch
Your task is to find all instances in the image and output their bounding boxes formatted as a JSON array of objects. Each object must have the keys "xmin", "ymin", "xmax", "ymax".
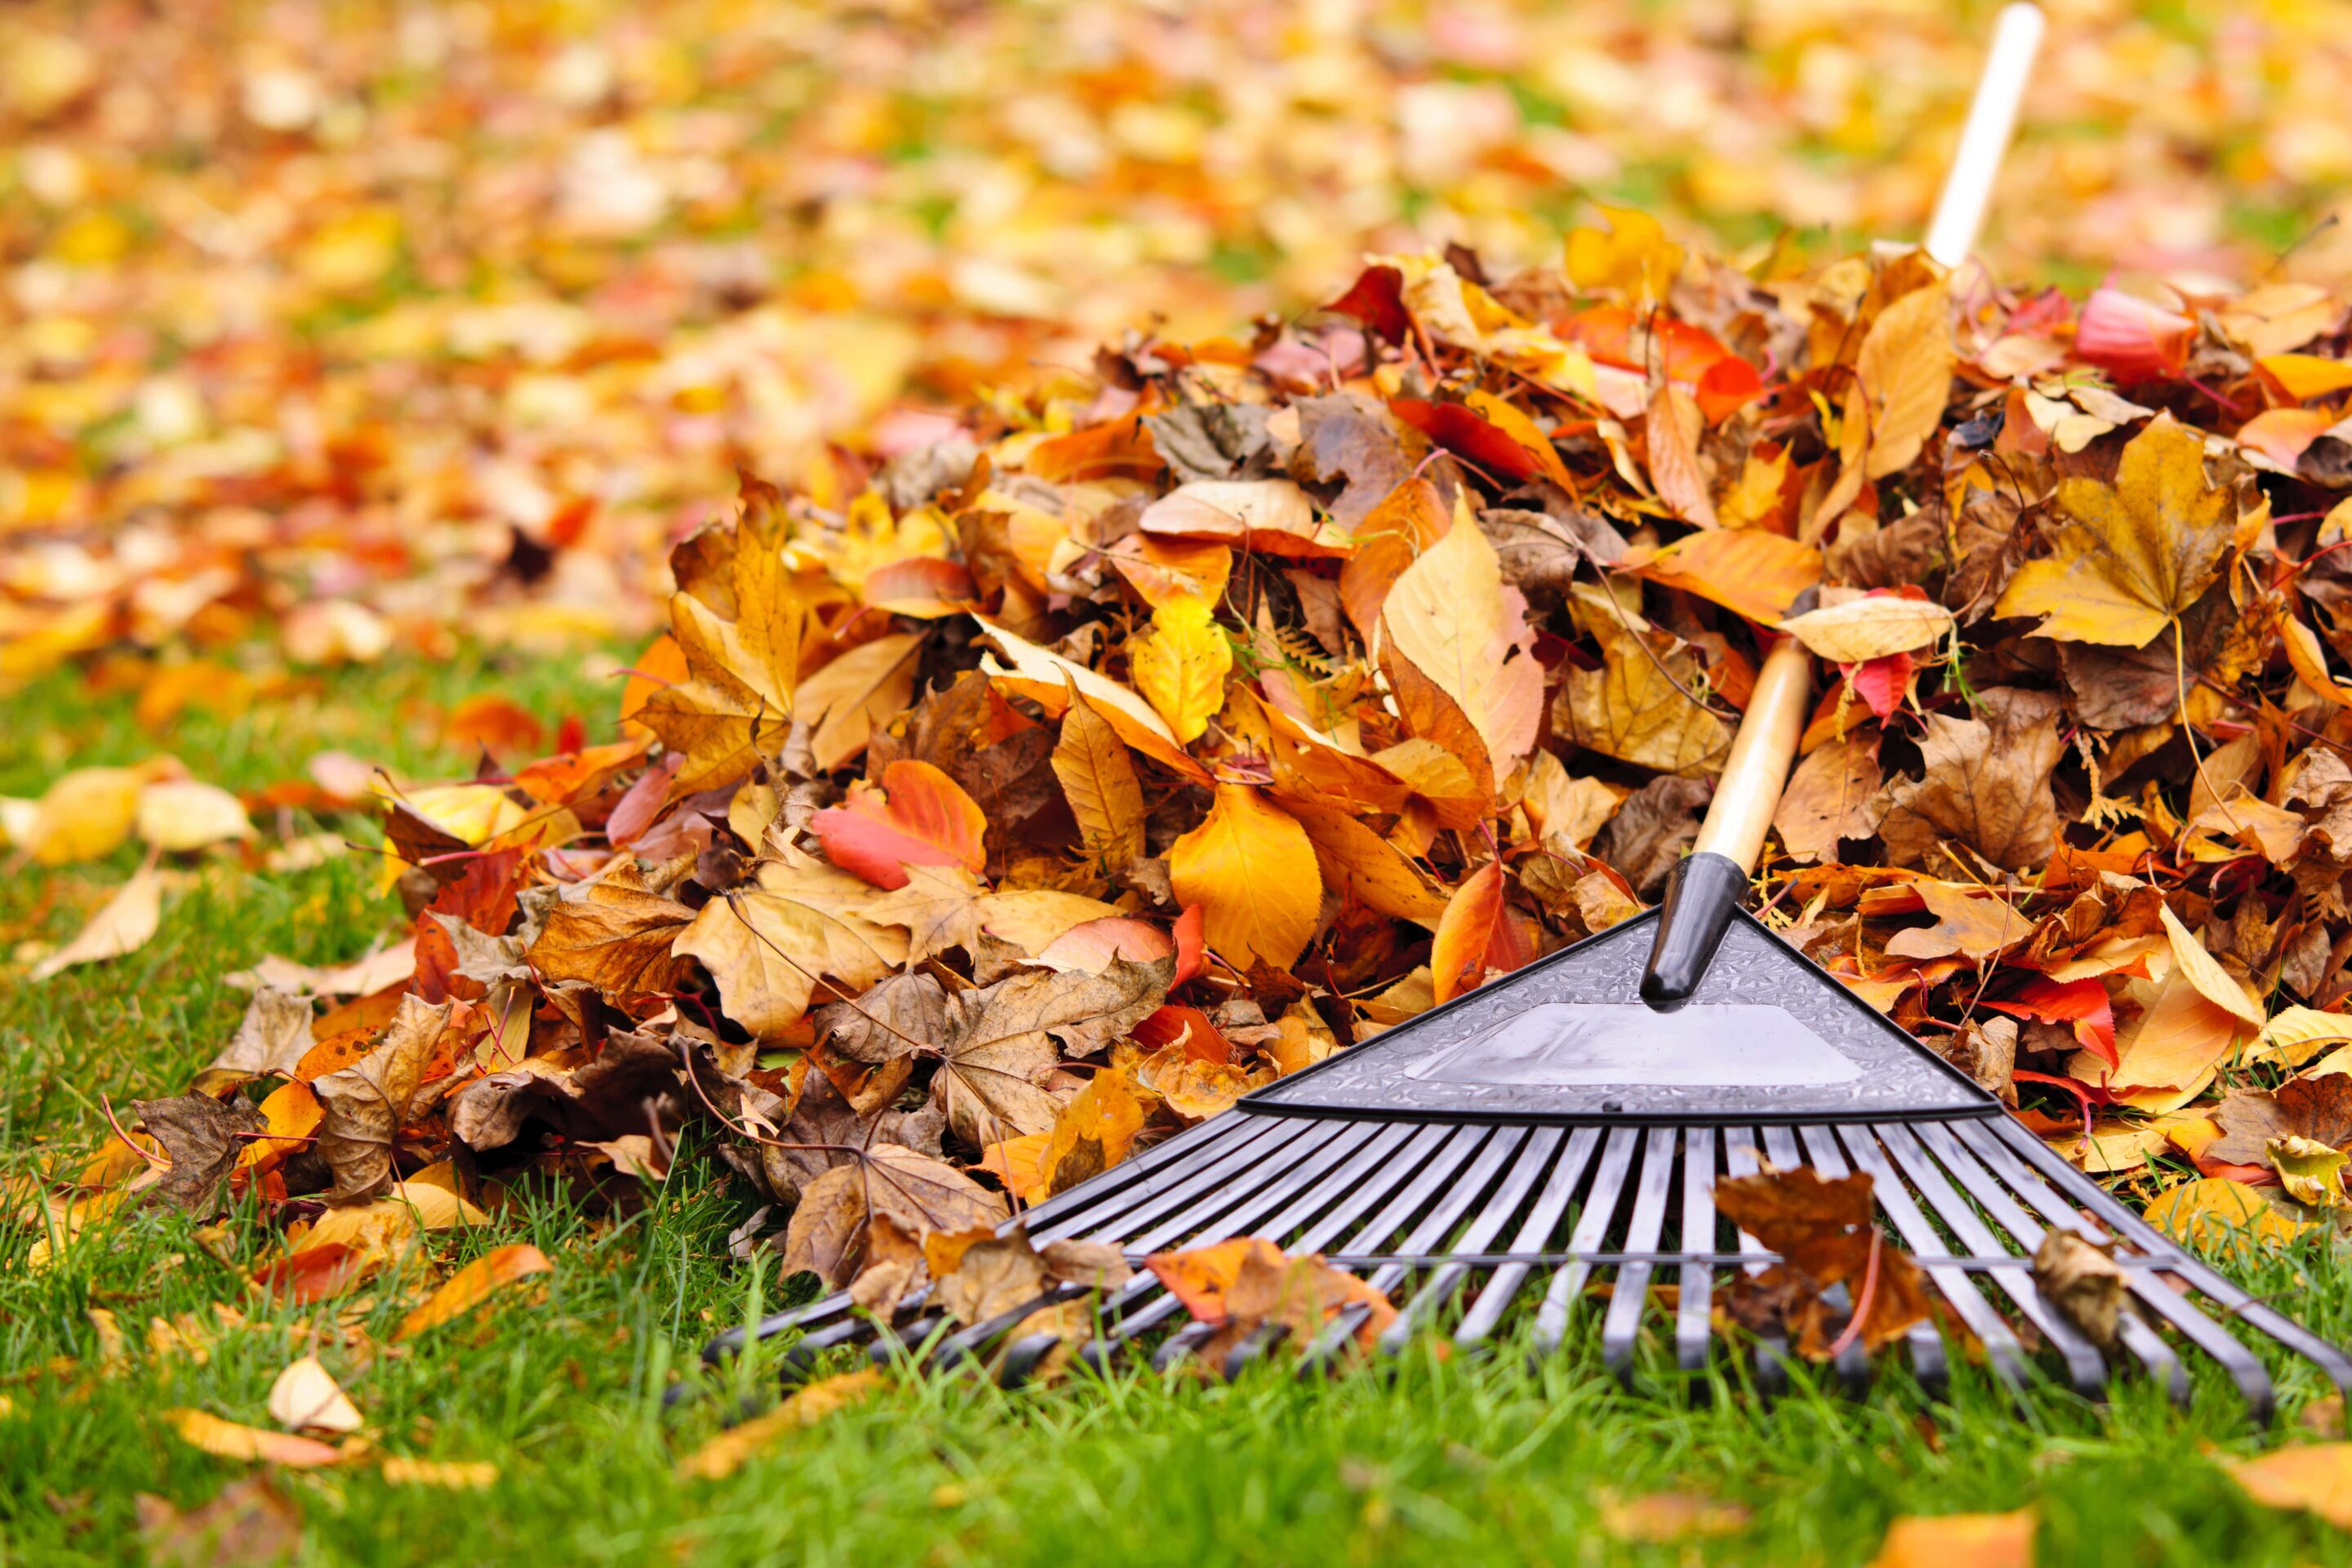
[{"xmin": 4, "ymin": 653, "xmax": 2351, "ymax": 1566}]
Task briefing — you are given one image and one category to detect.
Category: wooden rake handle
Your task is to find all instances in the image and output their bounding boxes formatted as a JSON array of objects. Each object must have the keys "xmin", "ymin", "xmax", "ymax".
[{"xmin": 1639, "ymin": 6, "xmax": 2042, "ymax": 1010}]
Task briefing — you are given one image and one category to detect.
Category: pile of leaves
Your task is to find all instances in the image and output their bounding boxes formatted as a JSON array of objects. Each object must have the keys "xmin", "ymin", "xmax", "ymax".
[
  {"xmin": 24, "ymin": 218, "xmax": 2352, "ymax": 1371},
  {"xmin": 8, "ymin": 1, "xmax": 2352, "ymax": 691}
]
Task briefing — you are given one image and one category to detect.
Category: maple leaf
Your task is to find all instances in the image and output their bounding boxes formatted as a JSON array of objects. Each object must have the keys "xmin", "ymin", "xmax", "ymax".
[
  {"xmin": 931, "ymin": 957, "xmax": 1172, "ymax": 1145},
  {"xmin": 310, "ymin": 995, "xmax": 455, "ymax": 1204},
  {"xmin": 1876, "ymin": 688, "xmax": 2062, "ymax": 874},
  {"xmin": 1556, "ymin": 587, "xmax": 1731, "ymax": 777},
  {"xmin": 1714, "ymin": 1167, "xmax": 1936, "ymax": 1358},
  {"xmin": 527, "ymin": 862, "xmax": 695, "ymax": 996},
  {"xmin": 670, "ymin": 856, "xmax": 909, "ymax": 1037},
  {"xmin": 781, "ymin": 1146, "xmax": 1006, "ymax": 1290},
  {"xmin": 1993, "ymin": 413, "xmax": 2241, "ymax": 648}
]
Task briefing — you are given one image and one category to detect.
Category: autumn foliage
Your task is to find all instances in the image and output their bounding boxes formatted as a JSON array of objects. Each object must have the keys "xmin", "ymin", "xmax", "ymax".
[{"xmin": 19, "ymin": 210, "xmax": 2352, "ymax": 1368}]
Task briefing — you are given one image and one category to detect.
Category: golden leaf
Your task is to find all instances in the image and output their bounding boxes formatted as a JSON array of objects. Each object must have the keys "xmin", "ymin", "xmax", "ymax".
[
  {"xmin": 671, "ymin": 857, "xmax": 909, "ymax": 1036},
  {"xmin": 1855, "ymin": 279, "xmax": 1955, "ymax": 479},
  {"xmin": 1168, "ymin": 785, "xmax": 1321, "ymax": 971},
  {"xmin": 1993, "ymin": 414, "xmax": 2238, "ymax": 648},
  {"xmin": 1052, "ymin": 685, "xmax": 1147, "ymax": 866},
  {"xmin": 1382, "ymin": 506, "xmax": 1544, "ymax": 778},
  {"xmin": 1127, "ymin": 595, "xmax": 1232, "ymax": 745},
  {"xmin": 1555, "ymin": 589, "xmax": 1731, "ymax": 777}
]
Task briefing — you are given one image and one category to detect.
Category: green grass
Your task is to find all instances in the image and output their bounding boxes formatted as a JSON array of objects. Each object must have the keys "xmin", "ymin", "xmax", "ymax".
[{"xmin": 6, "ymin": 653, "xmax": 2352, "ymax": 1566}]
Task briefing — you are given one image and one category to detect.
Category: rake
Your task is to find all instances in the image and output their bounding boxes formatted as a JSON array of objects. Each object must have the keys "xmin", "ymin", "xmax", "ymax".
[{"xmin": 705, "ymin": 5, "xmax": 2352, "ymax": 1416}]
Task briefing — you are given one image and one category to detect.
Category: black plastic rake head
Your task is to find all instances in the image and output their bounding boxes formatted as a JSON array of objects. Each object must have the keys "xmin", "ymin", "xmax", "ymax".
[{"xmin": 706, "ymin": 906, "xmax": 2352, "ymax": 1420}]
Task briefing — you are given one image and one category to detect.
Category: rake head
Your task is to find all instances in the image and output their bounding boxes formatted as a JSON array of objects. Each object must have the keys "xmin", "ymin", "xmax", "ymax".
[{"xmin": 708, "ymin": 912, "xmax": 2352, "ymax": 1420}]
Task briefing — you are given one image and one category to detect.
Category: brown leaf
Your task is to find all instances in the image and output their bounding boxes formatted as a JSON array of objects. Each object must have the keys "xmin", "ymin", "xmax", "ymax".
[
  {"xmin": 817, "ymin": 971, "xmax": 949, "ymax": 1067},
  {"xmin": 1715, "ymin": 1167, "xmax": 1936, "ymax": 1356},
  {"xmin": 781, "ymin": 1147, "xmax": 1007, "ymax": 1290},
  {"xmin": 1052, "ymin": 684, "xmax": 1147, "ymax": 867},
  {"xmin": 134, "ymin": 1094, "xmax": 266, "ymax": 1214},
  {"xmin": 1773, "ymin": 733, "xmax": 1883, "ymax": 864},
  {"xmin": 2205, "ymin": 1075, "xmax": 2352, "ymax": 1165},
  {"xmin": 929, "ymin": 1227, "xmax": 1048, "ymax": 1325},
  {"xmin": 311, "ymin": 996, "xmax": 454, "ymax": 1204},
  {"xmin": 163, "ymin": 1410, "xmax": 343, "ymax": 1469},
  {"xmin": 670, "ymin": 857, "xmax": 908, "ymax": 1037},
  {"xmin": 933, "ymin": 959, "xmax": 1172, "ymax": 1145},
  {"xmin": 1556, "ymin": 588, "xmax": 1731, "ymax": 777},
  {"xmin": 526, "ymin": 863, "xmax": 694, "ymax": 996},
  {"xmin": 194, "ymin": 987, "xmax": 315, "ymax": 1094},
  {"xmin": 2030, "ymin": 1230, "xmax": 2127, "ymax": 1350},
  {"xmin": 136, "ymin": 1476, "xmax": 303, "ymax": 1567},
  {"xmin": 1876, "ymin": 688, "xmax": 2062, "ymax": 874},
  {"xmin": 1592, "ymin": 776, "xmax": 1713, "ymax": 896}
]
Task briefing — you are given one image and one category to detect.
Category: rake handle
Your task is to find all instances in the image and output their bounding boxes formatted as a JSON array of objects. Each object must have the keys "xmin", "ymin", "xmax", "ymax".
[{"xmin": 1640, "ymin": 634, "xmax": 1811, "ymax": 1011}]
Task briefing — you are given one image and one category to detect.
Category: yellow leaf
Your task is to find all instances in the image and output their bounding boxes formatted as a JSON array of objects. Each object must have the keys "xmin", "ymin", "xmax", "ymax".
[
  {"xmin": 1856, "ymin": 280, "xmax": 1955, "ymax": 479},
  {"xmin": 793, "ymin": 631, "xmax": 923, "ymax": 773},
  {"xmin": 166, "ymin": 1408, "xmax": 344, "ymax": 1468},
  {"xmin": 670, "ymin": 857, "xmax": 908, "ymax": 1036},
  {"xmin": 1776, "ymin": 596, "xmax": 1954, "ymax": 664},
  {"xmin": 2159, "ymin": 902, "xmax": 2263, "ymax": 1025},
  {"xmin": 978, "ymin": 618, "xmax": 1209, "ymax": 782},
  {"xmin": 2071, "ymin": 973, "xmax": 2247, "ymax": 1111},
  {"xmin": 381, "ymin": 1458, "xmax": 499, "ymax": 1490},
  {"xmin": 2223, "ymin": 1443, "xmax": 2352, "ymax": 1530},
  {"xmin": 1168, "ymin": 785, "xmax": 1321, "ymax": 971},
  {"xmin": 1645, "ymin": 385, "xmax": 1717, "ymax": 527},
  {"xmin": 1051, "ymin": 686, "xmax": 1146, "ymax": 866},
  {"xmin": 2145, "ymin": 1177, "xmax": 2305, "ymax": 1251},
  {"xmin": 25, "ymin": 765, "xmax": 142, "ymax": 865},
  {"xmin": 1565, "ymin": 205, "xmax": 1683, "ymax": 301},
  {"xmin": 1556, "ymin": 587, "xmax": 1731, "ymax": 777},
  {"xmin": 135, "ymin": 779, "xmax": 254, "ymax": 853},
  {"xmin": 395, "ymin": 1244, "xmax": 553, "ymax": 1341},
  {"xmin": 31, "ymin": 864, "xmax": 163, "ymax": 981},
  {"xmin": 1992, "ymin": 414, "xmax": 2238, "ymax": 648},
  {"xmin": 1383, "ymin": 506, "xmax": 1543, "ymax": 778},
  {"xmin": 1866, "ymin": 1509, "xmax": 2034, "ymax": 1568},
  {"xmin": 1128, "ymin": 596, "xmax": 1232, "ymax": 745},
  {"xmin": 2246, "ymin": 1005, "xmax": 2352, "ymax": 1068},
  {"xmin": 2259, "ymin": 353, "xmax": 2352, "ymax": 400},
  {"xmin": 676, "ymin": 1370, "xmax": 885, "ymax": 1481}
]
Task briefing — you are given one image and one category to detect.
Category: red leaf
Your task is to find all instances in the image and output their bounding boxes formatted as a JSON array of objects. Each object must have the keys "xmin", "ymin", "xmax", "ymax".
[
  {"xmin": 1133, "ymin": 1004, "xmax": 1232, "ymax": 1064},
  {"xmin": 1323, "ymin": 265, "xmax": 1410, "ymax": 344},
  {"xmin": 810, "ymin": 760, "xmax": 987, "ymax": 890},
  {"xmin": 1430, "ymin": 862, "xmax": 1532, "ymax": 1004},
  {"xmin": 1984, "ymin": 977, "xmax": 2117, "ymax": 1067},
  {"xmin": 1390, "ymin": 399, "xmax": 1542, "ymax": 482},
  {"xmin": 1842, "ymin": 652, "xmax": 1913, "ymax": 719},
  {"xmin": 1172, "ymin": 903, "xmax": 1205, "ymax": 987}
]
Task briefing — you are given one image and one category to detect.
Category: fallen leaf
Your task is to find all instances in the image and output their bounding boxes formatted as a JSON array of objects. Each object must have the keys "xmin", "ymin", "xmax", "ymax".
[
  {"xmin": 266, "ymin": 1355, "xmax": 362, "ymax": 1434},
  {"xmin": 1993, "ymin": 414, "xmax": 2238, "ymax": 648},
  {"xmin": 1382, "ymin": 507, "xmax": 1544, "ymax": 779},
  {"xmin": 1866, "ymin": 1510, "xmax": 2036, "ymax": 1568},
  {"xmin": 1855, "ymin": 280, "xmax": 1955, "ymax": 479},
  {"xmin": 809, "ymin": 760, "xmax": 988, "ymax": 890},
  {"xmin": 1597, "ymin": 1490, "xmax": 1753, "ymax": 1544},
  {"xmin": 1619, "ymin": 528, "xmax": 1822, "ymax": 626},
  {"xmin": 1129, "ymin": 595, "xmax": 1233, "ymax": 746},
  {"xmin": 1877, "ymin": 688, "xmax": 2062, "ymax": 873},
  {"xmin": 1169, "ymin": 785, "xmax": 1321, "ymax": 972},
  {"xmin": 135, "ymin": 1476, "xmax": 302, "ymax": 1567},
  {"xmin": 1429, "ymin": 862, "xmax": 1531, "ymax": 1003},
  {"xmin": 933, "ymin": 959, "xmax": 1171, "ymax": 1145},
  {"xmin": 378, "ymin": 1458, "xmax": 499, "ymax": 1490},
  {"xmin": 32, "ymin": 862, "xmax": 163, "ymax": 980},
  {"xmin": 1778, "ymin": 596, "xmax": 1954, "ymax": 663},
  {"xmin": 2029, "ymin": 1231, "xmax": 2126, "ymax": 1350},
  {"xmin": 782, "ymin": 1147, "xmax": 1005, "ymax": 1290},
  {"xmin": 2223, "ymin": 1443, "xmax": 2352, "ymax": 1530},
  {"xmin": 1773, "ymin": 733, "xmax": 1882, "ymax": 863},
  {"xmin": 1556, "ymin": 590, "xmax": 1731, "ymax": 776},
  {"xmin": 1715, "ymin": 1167, "xmax": 1936, "ymax": 1356},
  {"xmin": 671, "ymin": 857, "xmax": 909, "ymax": 1036},
  {"xmin": 675, "ymin": 1370, "xmax": 885, "ymax": 1481},
  {"xmin": 165, "ymin": 1409, "xmax": 343, "ymax": 1469},
  {"xmin": 394, "ymin": 1243, "xmax": 552, "ymax": 1340},
  {"xmin": 1051, "ymin": 686, "xmax": 1147, "ymax": 866}
]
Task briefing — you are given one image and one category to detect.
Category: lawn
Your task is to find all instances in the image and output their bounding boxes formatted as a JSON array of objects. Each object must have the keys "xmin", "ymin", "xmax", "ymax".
[{"xmin": 4, "ymin": 657, "xmax": 2351, "ymax": 1567}]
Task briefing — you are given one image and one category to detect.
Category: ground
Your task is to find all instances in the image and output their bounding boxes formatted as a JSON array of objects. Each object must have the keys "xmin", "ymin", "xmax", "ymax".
[{"xmin": 3, "ymin": 655, "xmax": 2350, "ymax": 1566}]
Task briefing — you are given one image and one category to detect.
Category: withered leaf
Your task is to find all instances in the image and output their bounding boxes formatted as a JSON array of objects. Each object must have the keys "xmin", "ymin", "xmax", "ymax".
[
  {"xmin": 1715, "ymin": 1167, "xmax": 1936, "ymax": 1357},
  {"xmin": 2205, "ymin": 1075, "xmax": 2352, "ymax": 1165},
  {"xmin": 933, "ymin": 957, "xmax": 1173, "ymax": 1145},
  {"xmin": 134, "ymin": 1094, "xmax": 267, "ymax": 1214},
  {"xmin": 527, "ymin": 863, "xmax": 694, "ymax": 997},
  {"xmin": 1876, "ymin": 688, "xmax": 2062, "ymax": 873},
  {"xmin": 311, "ymin": 996, "xmax": 454, "ymax": 1204},
  {"xmin": 1773, "ymin": 734, "xmax": 1883, "ymax": 865},
  {"xmin": 670, "ymin": 856, "xmax": 907, "ymax": 1038},
  {"xmin": 780, "ymin": 1146, "xmax": 1007, "ymax": 1290}
]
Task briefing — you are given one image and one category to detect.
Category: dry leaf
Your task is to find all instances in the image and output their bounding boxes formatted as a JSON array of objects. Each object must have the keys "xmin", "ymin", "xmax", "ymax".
[
  {"xmin": 1168, "ymin": 786, "xmax": 1321, "ymax": 972},
  {"xmin": 1129, "ymin": 595, "xmax": 1233, "ymax": 745},
  {"xmin": 1867, "ymin": 1510, "xmax": 2036, "ymax": 1568},
  {"xmin": 395, "ymin": 1244, "xmax": 552, "ymax": 1340},
  {"xmin": 32, "ymin": 863, "xmax": 163, "ymax": 980},
  {"xmin": 1382, "ymin": 510, "xmax": 1544, "ymax": 779},
  {"xmin": 675, "ymin": 1370, "xmax": 886, "ymax": 1482},
  {"xmin": 266, "ymin": 1355, "xmax": 363, "ymax": 1434},
  {"xmin": 165, "ymin": 1409, "xmax": 344, "ymax": 1469}
]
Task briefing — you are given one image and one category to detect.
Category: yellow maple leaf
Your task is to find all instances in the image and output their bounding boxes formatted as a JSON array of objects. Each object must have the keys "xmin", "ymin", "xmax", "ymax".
[
  {"xmin": 1993, "ymin": 414, "xmax": 2238, "ymax": 648},
  {"xmin": 1128, "ymin": 595, "xmax": 1232, "ymax": 745}
]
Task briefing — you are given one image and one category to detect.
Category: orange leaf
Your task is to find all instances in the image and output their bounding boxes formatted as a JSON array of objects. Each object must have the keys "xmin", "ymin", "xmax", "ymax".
[
  {"xmin": 1430, "ymin": 862, "xmax": 1531, "ymax": 1003},
  {"xmin": 1866, "ymin": 1511, "xmax": 2036, "ymax": 1568},
  {"xmin": 1619, "ymin": 529, "xmax": 1822, "ymax": 626},
  {"xmin": 2238, "ymin": 407, "xmax": 2332, "ymax": 470},
  {"xmin": 1143, "ymin": 1236, "xmax": 1260, "ymax": 1325},
  {"xmin": 808, "ymin": 760, "xmax": 987, "ymax": 890},
  {"xmin": 166, "ymin": 1409, "xmax": 345, "ymax": 1469},
  {"xmin": 395, "ymin": 1243, "xmax": 553, "ymax": 1341}
]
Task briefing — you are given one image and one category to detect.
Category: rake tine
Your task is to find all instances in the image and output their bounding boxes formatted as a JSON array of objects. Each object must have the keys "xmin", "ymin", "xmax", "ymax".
[
  {"xmin": 1762, "ymin": 1125, "xmax": 1867, "ymax": 1396},
  {"xmin": 1089, "ymin": 1121, "xmax": 1450, "ymax": 1365},
  {"xmin": 703, "ymin": 1290, "xmax": 861, "ymax": 1364},
  {"xmin": 1534, "ymin": 1125, "xmax": 1640, "ymax": 1356},
  {"xmin": 1926, "ymin": 1121, "xmax": 2187, "ymax": 1401},
  {"xmin": 1152, "ymin": 1320, "xmax": 1218, "ymax": 1373},
  {"xmin": 1953, "ymin": 1121, "xmax": 2279, "ymax": 1415},
  {"xmin": 1805, "ymin": 1125, "xmax": 1946, "ymax": 1396},
  {"xmin": 1600, "ymin": 1126, "xmax": 1679, "ymax": 1385},
  {"xmin": 1919, "ymin": 1123, "xmax": 2173, "ymax": 1401},
  {"xmin": 1295, "ymin": 1125, "xmax": 1510, "ymax": 1376},
  {"xmin": 1878, "ymin": 1120, "xmax": 2098, "ymax": 1393},
  {"xmin": 1378, "ymin": 1125, "xmax": 1570, "ymax": 1355},
  {"xmin": 1720, "ymin": 1125, "xmax": 1791, "ymax": 1397},
  {"xmin": 1012, "ymin": 1111, "xmax": 1269, "ymax": 1233},
  {"xmin": 1030, "ymin": 1114, "xmax": 1322, "ymax": 1245},
  {"xmin": 1985, "ymin": 1116, "xmax": 2352, "ymax": 1404},
  {"xmin": 1454, "ymin": 1125, "xmax": 1603, "ymax": 1351},
  {"xmin": 1675, "ymin": 1128, "xmax": 1717, "ymax": 1379}
]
